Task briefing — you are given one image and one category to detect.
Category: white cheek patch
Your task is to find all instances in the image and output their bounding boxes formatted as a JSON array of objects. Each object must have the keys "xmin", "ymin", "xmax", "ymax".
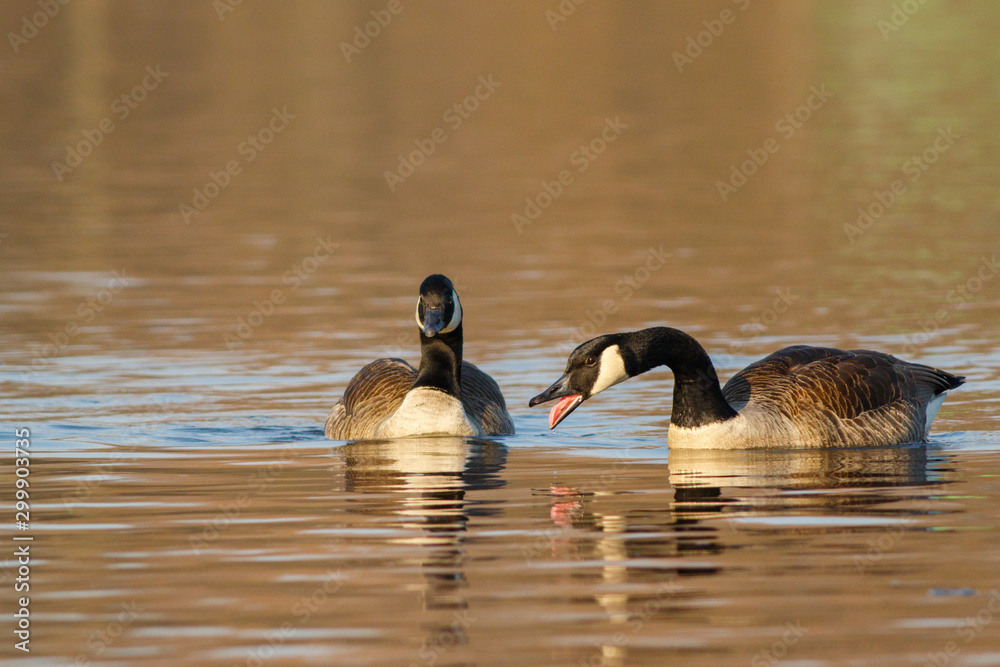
[
  {"xmin": 439, "ymin": 290, "xmax": 462, "ymax": 333},
  {"xmin": 590, "ymin": 345, "xmax": 628, "ymax": 396},
  {"xmin": 414, "ymin": 299, "xmax": 423, "ymax": 329}
]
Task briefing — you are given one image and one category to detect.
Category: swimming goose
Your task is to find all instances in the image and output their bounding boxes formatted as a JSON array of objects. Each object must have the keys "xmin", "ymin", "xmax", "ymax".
[
  {"xmin": 326, "ymin": 275, "xmax": 514, "ymax": 439},
  {"xmin": 529, "ymin": 327, "xmax": 964, "ymax": 449}
]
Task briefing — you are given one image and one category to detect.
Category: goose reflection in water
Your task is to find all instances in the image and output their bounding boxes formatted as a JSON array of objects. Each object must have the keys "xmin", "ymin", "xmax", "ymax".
[
  {"xmin": 335, "ymin": 437, "xmax": 505, "ymax": 619},
  {"xmin": 537, "ymin": 444, "xmax": 942, "ymax": 667},
  {"xmin": 668, "ymin": 444, "xmax": 940, "ymax": 519}
]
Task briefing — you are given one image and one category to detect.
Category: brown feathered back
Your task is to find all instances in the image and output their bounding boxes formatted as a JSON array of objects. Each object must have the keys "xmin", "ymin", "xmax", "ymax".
[
  {"xmin": 721, "ymin": 346, "xmax": 964, "ymax": 445},
  {"xmin": 325, "ymin": 358, "xmax": 514, "ymax": 440}
]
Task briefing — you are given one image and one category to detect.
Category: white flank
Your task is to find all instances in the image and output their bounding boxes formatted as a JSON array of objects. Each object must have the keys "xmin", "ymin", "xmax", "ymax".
[
  {"xmin": 924, "ymin": 392, "xmax": 947, "ymax": 432},
  {"xmin": 590, "ymin": 345, "xmax": 629, "ymax": 396},
  {"xmin": 376, "ymin": 387, "xmax": 481, "ymax": 438}
]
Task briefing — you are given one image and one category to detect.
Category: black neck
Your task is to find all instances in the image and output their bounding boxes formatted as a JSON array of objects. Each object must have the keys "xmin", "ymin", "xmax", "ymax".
[
  {"xmin": 412, "ymin": 324, "xmax": 463, "ymax": 396},
  {"xmin": 618, "ymin": 327, "xmax": 738, "ymax": 428}
]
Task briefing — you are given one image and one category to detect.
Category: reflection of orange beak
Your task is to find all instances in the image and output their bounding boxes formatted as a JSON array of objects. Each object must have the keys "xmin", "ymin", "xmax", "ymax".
[{"xmin": 550, "ymin": 499, "xmax": 581, "ymax": 525}]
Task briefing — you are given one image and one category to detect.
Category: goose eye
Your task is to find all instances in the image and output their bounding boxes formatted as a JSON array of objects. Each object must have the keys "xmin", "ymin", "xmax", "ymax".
[{"xmin": 585, "ymin": 356, "xmax": 597, "ymax": 367}]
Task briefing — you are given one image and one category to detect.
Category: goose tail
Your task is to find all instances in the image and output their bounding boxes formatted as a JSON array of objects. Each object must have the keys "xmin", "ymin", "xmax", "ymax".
[{"xmin": 909, "ymin": 363, "xmax": 964, "ymax": 433}]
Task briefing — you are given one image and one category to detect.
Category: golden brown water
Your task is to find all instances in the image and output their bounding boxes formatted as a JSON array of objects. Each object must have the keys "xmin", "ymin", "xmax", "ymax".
[{"xmin": 2, "ymin": 1, "xmax": 999, "ymax": 665}]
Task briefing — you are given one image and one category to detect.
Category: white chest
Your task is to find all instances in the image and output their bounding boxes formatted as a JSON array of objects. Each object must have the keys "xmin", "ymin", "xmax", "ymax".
[
  {"xmin": 667, "ymin": 411, "xmax": 798, "ymax": 449},
  {"xmin": 668, "ymin": 419, "xmax": 744, "ymax": 449},
  {"xmin": 375, "ymin": 388, "xmax": 481, "ymax": 438}
]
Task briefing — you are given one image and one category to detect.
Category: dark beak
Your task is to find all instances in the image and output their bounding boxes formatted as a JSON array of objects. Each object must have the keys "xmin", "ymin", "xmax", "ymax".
[
  {"xmin": 529, "ymin": 374, "xmax": 584, "ymax": 429},
  {"xmin": 422, "ymin": 307, "xmax": 444, "ymax": 337},
  {"xmin": 529, "ymin": 373, "xmax": 572, "ymax": 407}
]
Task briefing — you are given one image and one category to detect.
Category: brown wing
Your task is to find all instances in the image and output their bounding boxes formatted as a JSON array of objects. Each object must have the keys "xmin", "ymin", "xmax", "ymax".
[
  {"xmin": 459, "ymin": 362, "xmax": 515, "ymax": 435},
  {"xmin": 722, "ymin": 346, "xmax": 963, "ymax": 444},
  {"xmin": 325, "ymin": 358, "xmax": 415, "ymax": 440}
]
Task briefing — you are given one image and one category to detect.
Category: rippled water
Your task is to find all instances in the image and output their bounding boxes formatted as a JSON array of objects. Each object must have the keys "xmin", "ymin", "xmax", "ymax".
[{"xmin": 2, "ymin": 1, "xmax": 1000, "ymax": 665}]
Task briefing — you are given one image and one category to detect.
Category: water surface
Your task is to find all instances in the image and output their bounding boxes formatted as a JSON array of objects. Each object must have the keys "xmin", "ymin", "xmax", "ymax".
[{"xmin": 2, "ymin": 1, "xmax": 999, "ymax": 665}]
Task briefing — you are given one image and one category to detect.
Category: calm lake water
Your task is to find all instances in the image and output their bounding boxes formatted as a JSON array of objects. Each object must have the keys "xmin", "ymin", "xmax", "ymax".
[{"xmin": 2, "ymin": 1, "xmax": 999, "ymax": 665}]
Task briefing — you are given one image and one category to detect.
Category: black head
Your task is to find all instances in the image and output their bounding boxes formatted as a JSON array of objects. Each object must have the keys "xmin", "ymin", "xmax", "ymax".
[
  {"xmin": 528, "ymin": 333, "xmax": 632, "ymax": 428},
  {"xmin": 415, "ymin": 274, "xmax": 463, "ymax": 338}
]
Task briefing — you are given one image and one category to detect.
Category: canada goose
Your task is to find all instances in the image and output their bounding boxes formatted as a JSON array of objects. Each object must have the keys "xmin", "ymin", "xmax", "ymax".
[
  {"xmin": 326, "ymin": 275, "xmax": 514, "ymax": 439},
  {"xmin": 529, "ymin": 327, "xmax": 964, "ymax": 449}
]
